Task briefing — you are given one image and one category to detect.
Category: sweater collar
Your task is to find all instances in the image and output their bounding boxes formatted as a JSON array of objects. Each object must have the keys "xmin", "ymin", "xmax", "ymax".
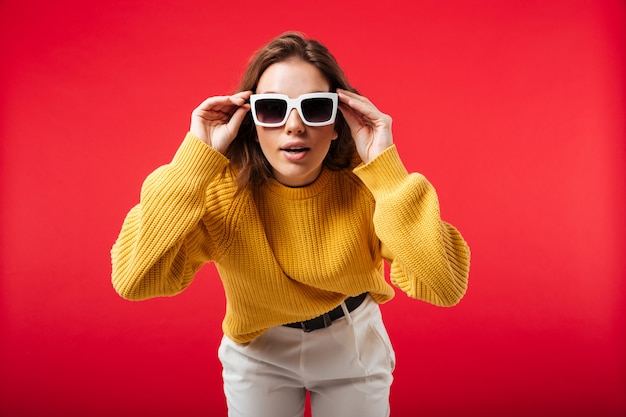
[{"xmin": 264, "ymin": 168, "xmax": 332, "ymax": 200}]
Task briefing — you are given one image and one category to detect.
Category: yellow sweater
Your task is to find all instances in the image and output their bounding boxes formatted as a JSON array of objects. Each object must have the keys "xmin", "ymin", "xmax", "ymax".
[{"xmin": 111, "ymin": 133, "xmax": 470, "ymax": 343}]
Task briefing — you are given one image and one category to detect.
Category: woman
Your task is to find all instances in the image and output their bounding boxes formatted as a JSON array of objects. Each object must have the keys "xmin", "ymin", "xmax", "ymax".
[{"xmin": 111, "ymin": 32, "xmax": 470, "ymax": 417}]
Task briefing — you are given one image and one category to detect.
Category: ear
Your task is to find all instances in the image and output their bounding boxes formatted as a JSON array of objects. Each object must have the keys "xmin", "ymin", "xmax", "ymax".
[{"xmin": 331, "ymin": 129, "xmax": 339, "ymax": 141}]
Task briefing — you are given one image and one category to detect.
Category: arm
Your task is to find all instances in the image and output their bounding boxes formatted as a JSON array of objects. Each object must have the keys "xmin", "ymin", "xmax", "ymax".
[
  {"xmin": 111, "ymin": 134, "xmax": 229, "ymax": 300},
  {"xmin": 339, "ymin": 89, "xmax": 470, "ymax": 306},
  {"xmin": 354, "ymin": 146, "xmax": 470, "ymax": 306},
  {"xmin": 111, "ymin": 92, "xmax": 252, "ymax": 300}
]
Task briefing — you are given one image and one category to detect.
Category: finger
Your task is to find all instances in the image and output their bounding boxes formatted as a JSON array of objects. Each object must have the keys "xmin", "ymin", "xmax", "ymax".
[
  {"xmin": 226, "ymin": 104, "xmax": 251, "ymax": 133},
  {"xmin": 228, "ymin": 91, "xmax": 253, "ymax": 108},
  {"xmin": 195, "ymin": 95, "xmax": 232, "ymax": 111},
  {"xmin": 339, "ymin": 104, "xmax": 375, "ymax": 145},
  {"xmin": 337, "ymin": 89, "xmax": 381, "ymax": 120},
  {"xmin": 337, "ymin": 88, "xmax": 365, "ymax": 100},
  {"xmin": 338, "ymin": 102, "xmax": 363, "ymax": 130},
  {"xmin": 233, "ymin": 90, "xmax": 253, "ymax": 100},
  {"xmin": 196, "ymin": 92, "xmax": 251, "ymax": 114},
  {"xmin": 337, "ymin": 89, "xmax": 372, "ymax": 106},
  {"xmin": 225, "ymin": 92, "xmax": 253, "ymax": 117},
  {"xmin": 340, "ymin": 102, "xmax": 377, "ymax": 132}
]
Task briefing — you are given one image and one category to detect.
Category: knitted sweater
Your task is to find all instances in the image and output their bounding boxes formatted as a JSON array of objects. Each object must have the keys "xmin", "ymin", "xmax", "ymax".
[{"xmin": 111, "ymin": 132, "xmax": 470, "ymax": 344}]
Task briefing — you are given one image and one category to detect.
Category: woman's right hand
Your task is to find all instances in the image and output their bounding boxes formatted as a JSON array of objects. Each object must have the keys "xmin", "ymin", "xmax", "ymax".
[{"xmin": 190, "ymin": 91, "xmax": 252, "ymax": 153}]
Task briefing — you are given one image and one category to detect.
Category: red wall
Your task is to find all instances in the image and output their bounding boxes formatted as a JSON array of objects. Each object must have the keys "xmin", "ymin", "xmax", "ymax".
[{"xmin": 1, "ymin": 1, "xmax": 625, "ymax": 416}]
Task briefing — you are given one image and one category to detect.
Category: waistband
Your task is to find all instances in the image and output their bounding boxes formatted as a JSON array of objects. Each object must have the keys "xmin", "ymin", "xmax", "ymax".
[{"xmin": 283, "ymin": 293, "xmax": 368, "ymax": 332}]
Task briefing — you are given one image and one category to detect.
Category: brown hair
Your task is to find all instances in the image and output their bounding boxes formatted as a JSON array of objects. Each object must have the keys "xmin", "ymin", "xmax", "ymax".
[{"xmin": 225, "ymin": 32, "xmax": 359, "ymax": 189}]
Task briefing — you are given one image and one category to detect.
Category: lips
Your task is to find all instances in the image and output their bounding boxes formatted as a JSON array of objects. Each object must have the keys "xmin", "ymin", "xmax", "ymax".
[
  {"xmin": 280, "ymin": 144, "xmax": 310, "ymax": 161},
  {"xmin": 281, "ymin": 147, "xmax": 310, "ymax": 153}
]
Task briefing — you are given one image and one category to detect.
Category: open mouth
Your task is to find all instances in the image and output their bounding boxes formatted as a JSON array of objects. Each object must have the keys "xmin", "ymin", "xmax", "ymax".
[{"xmin": 281, "ymin": 147, "xmax": 310, "ymax": 153}]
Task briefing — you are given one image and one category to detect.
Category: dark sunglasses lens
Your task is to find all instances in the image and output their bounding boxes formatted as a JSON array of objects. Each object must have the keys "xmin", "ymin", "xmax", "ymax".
[
  {"xmin": 301, "ymin": 98, "xmax": 334, "ymax": 123},
  {"xmin": 255, "ymin": 99, "xmax": 287, "ymax": 124}
]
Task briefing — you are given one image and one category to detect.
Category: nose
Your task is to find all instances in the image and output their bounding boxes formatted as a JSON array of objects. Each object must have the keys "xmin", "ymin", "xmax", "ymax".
[{"xmin": 284, "ymin": 108, "xmax": 305, "ymax": 134}]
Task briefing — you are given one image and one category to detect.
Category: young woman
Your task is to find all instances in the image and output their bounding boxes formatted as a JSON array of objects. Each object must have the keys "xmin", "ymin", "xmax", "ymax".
[{"xmin": 111, "ymin": 32, "xmax": 470, "ymax": 417}]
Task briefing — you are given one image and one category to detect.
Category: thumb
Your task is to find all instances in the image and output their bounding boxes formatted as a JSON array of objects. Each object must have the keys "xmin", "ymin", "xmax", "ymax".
[
  {"xmin": 226, "ymin": 104, "xmax": 251, "ymax": 135},
  {"xmin": 339, "ymin": 103, "xmax": 362, "ymax": 135}
]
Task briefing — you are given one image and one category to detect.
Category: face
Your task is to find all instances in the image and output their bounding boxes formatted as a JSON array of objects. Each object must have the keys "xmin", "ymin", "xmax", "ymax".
[{"xmin": 255, "ymin": 59, "xmax": 338, "ymax": 187}]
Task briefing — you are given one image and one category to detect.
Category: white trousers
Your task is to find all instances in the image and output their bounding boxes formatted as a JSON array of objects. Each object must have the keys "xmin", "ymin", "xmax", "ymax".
[{"xmin": 218, "ymin": 295, "xmax": 396, "ymax": 417}]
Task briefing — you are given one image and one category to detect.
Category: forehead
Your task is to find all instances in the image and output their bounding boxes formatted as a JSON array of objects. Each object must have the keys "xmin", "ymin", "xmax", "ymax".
[{"xmin": 256, "ymin": 60, "xmax": 330, "ymax": 96}]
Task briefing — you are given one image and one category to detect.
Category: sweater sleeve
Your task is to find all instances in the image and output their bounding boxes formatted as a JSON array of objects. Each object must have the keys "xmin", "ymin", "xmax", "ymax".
[
  {"xmin": 111, "ymin": 132, "xmax": 230, "ymax": 300},
  {"xmin": 353, "ymin": 145, "xmax": 470, "ymax": 306}
]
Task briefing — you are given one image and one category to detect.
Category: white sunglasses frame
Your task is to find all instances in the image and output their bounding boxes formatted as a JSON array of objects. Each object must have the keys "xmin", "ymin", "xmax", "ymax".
[{"xmin": 249, "ymin": 92, "xmax": 338, "ymax": 127}]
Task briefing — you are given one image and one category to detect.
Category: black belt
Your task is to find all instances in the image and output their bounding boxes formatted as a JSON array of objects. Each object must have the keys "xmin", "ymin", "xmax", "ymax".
[{"xmin": 284, "ymin": 293, "xmax": 368, "ymax": 332}]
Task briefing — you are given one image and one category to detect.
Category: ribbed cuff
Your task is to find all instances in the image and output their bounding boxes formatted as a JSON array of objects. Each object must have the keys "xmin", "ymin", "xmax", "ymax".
[
  {"xmin": 353, "ymin": 145, "xmax": 410, "ymax": 197},
  {"xmin": 170, "ymin": 132, "xmax": 230, "ymax": 185}
]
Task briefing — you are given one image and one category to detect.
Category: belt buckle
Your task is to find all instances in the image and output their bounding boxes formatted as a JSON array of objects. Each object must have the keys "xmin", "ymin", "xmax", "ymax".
[{"xmin": 300, "ymin": 312, "xmax": 332, "ymax": 332}]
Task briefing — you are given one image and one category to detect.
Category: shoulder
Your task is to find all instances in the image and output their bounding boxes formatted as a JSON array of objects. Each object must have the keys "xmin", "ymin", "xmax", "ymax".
[{"xmin": 330, "ymin": 167, "xmax": 376, "ymax": 206}]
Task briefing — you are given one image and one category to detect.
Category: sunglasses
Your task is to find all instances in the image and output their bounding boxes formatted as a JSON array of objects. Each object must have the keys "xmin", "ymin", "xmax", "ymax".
[{"xmin": 250, "ymin": 92, "xmax": 338, "ymax": 127}]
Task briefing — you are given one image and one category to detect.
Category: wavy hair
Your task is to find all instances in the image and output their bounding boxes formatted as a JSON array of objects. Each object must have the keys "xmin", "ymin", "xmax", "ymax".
[{"xmin": 225, "ymin": 32, "xmax": 359, "ymax": 189}]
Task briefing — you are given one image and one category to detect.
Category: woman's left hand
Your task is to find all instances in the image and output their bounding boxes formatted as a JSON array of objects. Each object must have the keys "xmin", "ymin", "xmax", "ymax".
[{"xmin": 338, "ymin": 89, "xmax": 393, "ymax": 164}]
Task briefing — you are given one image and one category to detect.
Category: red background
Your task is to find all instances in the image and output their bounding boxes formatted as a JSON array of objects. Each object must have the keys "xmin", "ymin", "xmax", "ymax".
[{"xmin": 1, "ymin": 1, "xmax": 625, "ymax": 416}]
